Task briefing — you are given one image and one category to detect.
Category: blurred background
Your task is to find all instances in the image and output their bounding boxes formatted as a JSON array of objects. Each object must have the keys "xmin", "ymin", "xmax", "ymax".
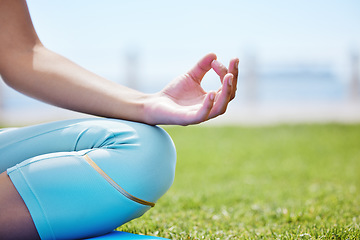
[{"xmin": 0, "ymin": 0, "xmax": 359, "ymax": 126}]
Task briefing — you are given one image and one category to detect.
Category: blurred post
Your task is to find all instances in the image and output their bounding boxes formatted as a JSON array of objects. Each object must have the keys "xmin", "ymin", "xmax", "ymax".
[
  {"xmin": 243, "ymin": 51, "xmax": 258, "ymax": 104},
  {"xmin": 349, "ymin": 50, "xmax": 359, "ymax": 102},
  {"xmin": 125, "ymin": 49, "xmax": 139, "ymax": 90}
]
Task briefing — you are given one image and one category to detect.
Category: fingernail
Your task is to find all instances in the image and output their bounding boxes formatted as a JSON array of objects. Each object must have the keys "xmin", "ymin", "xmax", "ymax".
[
  {"xmin": 210, "ymin": 92, "xmax": 215, "ymax": 101},
  {"xmin": 212, "ymin": 60, "xmax": 221, "ymax": 68},
  {"xmin": 228, "ymin": 76, "xmax": 233, "ymax": 86},
  {"xmin": 234, "ymin": 60, "xmax": 239, "ymax": 69}
]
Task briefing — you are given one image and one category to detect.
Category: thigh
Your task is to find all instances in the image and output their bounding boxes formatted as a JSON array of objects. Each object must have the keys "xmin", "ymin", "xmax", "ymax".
[
  {"xmin": 1, "ymin": 118, "xmax": 129, "ymax": 172},
  {"xmin": 1, "ymin": 118, "xmax": 176, "ymax": 239}
]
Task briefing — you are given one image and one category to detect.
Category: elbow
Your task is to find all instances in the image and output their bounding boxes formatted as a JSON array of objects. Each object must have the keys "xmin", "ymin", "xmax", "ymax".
[{"xmin": 0, "ymin": 43, "xmax": 44, "ymax": 88}]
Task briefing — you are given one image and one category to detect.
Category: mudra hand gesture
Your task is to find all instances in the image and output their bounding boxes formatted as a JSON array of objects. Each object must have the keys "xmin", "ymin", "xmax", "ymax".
[{"xmin": 145, "ymin": 53, "xmax": 239, "ymax": 125}]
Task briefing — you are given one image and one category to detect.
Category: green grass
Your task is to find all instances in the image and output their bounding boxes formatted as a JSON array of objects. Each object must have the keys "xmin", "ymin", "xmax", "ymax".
[{"xmin": 117, "ymin": 124, "xmax": 360, "ymax": 239}]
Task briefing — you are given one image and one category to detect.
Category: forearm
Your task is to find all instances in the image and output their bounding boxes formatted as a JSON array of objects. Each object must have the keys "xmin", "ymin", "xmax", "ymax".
[{"xmin": 1, "ymin": 45, "xmax": 151, "ymax": 123}]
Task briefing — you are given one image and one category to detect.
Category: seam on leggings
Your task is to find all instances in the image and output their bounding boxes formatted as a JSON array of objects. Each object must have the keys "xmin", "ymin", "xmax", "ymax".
[
  {"xmin": 9, "ymin": 152, "xmax": 79, "ymax": 170},
  {"xmin": 82, "ymin": 154, "xmax": 155, "ymax": 207}
]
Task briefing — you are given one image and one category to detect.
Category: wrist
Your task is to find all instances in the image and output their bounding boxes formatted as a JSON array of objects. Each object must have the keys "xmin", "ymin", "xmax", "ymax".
[{"xmin": 141, "ymin": 92, "xmax": 162, "ymax": 125}]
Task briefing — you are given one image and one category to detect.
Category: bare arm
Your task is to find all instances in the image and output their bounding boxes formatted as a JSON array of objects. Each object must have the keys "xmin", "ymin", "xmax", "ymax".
[
  {"xmin": 0, "ymin": 0, "xmax": 238, "ymax": 126},
  {"xmin": 0, "ymin": 0, "xmax": 149, "ymax": 122}
]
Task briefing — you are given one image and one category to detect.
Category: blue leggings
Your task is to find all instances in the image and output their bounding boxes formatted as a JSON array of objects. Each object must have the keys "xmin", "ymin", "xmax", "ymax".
[{"xmin": 0, "ymin": 118, "xmax": 176, "ymax": 239}]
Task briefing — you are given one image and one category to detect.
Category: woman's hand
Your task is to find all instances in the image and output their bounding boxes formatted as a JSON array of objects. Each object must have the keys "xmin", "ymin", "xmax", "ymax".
[{"xmin": 144, "ymin": 53, "xmax": 239, "ymax": 125}]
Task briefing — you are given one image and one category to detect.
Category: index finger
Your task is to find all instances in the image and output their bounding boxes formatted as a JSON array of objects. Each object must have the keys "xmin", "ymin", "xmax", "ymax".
[{"xmin": 211, "ymin": 59, "xmax": 228, "ymax": 83}]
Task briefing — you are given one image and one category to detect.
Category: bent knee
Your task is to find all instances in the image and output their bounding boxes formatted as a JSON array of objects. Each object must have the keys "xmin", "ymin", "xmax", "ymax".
[
  {"xmin": 85, "ymin": 120, "xmax": 177, "ymax": 203},
  {"xmin": 120, "ymin": 123, "xmax": 177, "ymax": 203},
  {"xmin": 137, "ymin": 124, "xmax": 177, "ymax": 199}
]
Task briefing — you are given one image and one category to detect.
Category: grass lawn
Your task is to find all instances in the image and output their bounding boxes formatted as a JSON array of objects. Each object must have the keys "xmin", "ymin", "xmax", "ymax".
[{"xmin": 117, "ymin": 124, "xmax": 360, "ymax": 239}]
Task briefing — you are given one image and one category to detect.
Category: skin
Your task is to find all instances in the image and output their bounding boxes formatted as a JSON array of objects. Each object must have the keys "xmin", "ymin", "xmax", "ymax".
[{"xmin": 0, "ymin": 0, "xmax": 239, "ymax": 239}]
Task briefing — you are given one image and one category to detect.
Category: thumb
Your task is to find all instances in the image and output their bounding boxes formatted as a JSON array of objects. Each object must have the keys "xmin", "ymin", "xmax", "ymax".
[{"xmin": 187, "ymin": 53, "xmax": 217, "ymax": 83}]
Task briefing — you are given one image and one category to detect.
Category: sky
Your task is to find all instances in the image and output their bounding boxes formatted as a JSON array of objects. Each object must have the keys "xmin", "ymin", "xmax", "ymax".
[
  {"xmin": 24, "ymin": 0, "xmax": 360, "ymax": 89},
  {"xmin": 0, "ymin": 0, "xmax": 359, "ymax": 124}
]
